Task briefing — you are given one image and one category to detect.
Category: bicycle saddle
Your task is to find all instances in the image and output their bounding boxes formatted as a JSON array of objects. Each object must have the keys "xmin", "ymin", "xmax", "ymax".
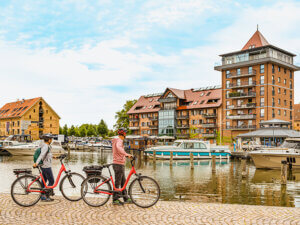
[{"xmin": 102, "ymin": 163, "xmax": 113, "ymax": 168}]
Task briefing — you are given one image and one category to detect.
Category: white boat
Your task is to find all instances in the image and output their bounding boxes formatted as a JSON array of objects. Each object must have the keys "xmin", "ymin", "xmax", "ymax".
[
  {"xmin": 5, "ymin": 140, "xmax": 65, "ymax": 156},
  {"xmin": 145, "ymin": 140, "xmax": 231, "ymax": 160},
  {"xmin": 249, "ymin": 138, "xmax": 300, "ymax": 169},
  {"xmin": 87, "ymin": 140, "xmax": 112, "ymax": 150}
]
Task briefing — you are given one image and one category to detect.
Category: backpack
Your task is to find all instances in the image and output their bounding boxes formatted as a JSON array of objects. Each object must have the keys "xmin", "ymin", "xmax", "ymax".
[{"xmin": 33, "ymin": 147, "xmax": 50, "ymax": 165}]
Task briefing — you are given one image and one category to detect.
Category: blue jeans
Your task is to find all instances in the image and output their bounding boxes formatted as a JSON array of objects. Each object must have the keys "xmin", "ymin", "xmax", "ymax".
[{"xmin": 41, "ymin": 167, "xmax": 54, "ymax": 188}]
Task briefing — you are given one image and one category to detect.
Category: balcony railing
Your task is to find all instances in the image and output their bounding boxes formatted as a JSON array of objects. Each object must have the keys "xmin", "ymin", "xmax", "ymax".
[
  {"xmin": 149, "ymin": 117, "xmax": 158, "ymax": 121},
  {"xmin": 226, "ymin": 103, "xmax": 256, "ymax": 109},
  {"xmin": 202, "ymin": 133, "xmax": 216, "ymax": 138},
  {"xmin": 129, "ymin": 126, "xmax": 140, "ymax": 130},
  {"xmin": 228, "ymin": 81, "xmax": 256, "ymax": 89},
  {"xmin": 228, "ymin": 92, "xmax": 256, "ymax": 99},
  {"xmin": 129, "ymin": 118, "xmax": 139, "ymax": 122},
  {"xmin": 177, "ymin": 115, "xmax": 189, "ymax": 120},
  {"xmin": 201, "ymin": 123, "xmax": 217, "ymax": 128},
  {"xmin": 226, "ymin": 125, "xmax": 256, "ymax": 130},
  {"xmin": 226, "ymin": 69, "xmax": 256, "ymax": 78},
  {"xmin": 149, "ymin": 125, "xmax": 158, "ymax": 129},
  {"xmin": 176, "ymin": 133, "xmax": 189, "ymax": 138},
  {"xmin": 177, "ymin": 124, "xmax": 189, "ymax": 129},
  {"xmin": 202, "ymin": 113, "xmax": 217, "ymax": 118},
  {"xmin": 226, "ymin": 114, "xmax": 256, "ymax": 120}
]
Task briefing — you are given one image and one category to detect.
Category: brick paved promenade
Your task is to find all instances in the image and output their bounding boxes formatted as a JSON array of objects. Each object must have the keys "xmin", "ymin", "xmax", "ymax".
[{"xmin": 0, "ymin": 194, "xmax": 300, "ymax": 225}]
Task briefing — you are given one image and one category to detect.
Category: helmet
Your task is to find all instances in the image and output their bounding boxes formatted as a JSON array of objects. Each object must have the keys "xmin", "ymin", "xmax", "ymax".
[
  {"xmin": 41, "ymin": 133, "xmax": 55, "ymax": 141},
  {"xmin": 117, "ymin": 128, "xmax": 127, "ymax": 137}
]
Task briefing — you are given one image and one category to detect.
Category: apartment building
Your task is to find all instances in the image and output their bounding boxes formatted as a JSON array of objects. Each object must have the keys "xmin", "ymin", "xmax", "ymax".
[
  {"xmin": 0, "ymin": 97, "xmax": 60, "ymax": 140},
  {"xmin": 214, "ymin": 29, "xmax": 300, "ymax": 138},
  {"xmin": 294, "ymin": 104, "xmax": 300, "ymax": 131},
  {"xmin": 127, "ymin": 86, "xmax": 222, "ymax": 141}
]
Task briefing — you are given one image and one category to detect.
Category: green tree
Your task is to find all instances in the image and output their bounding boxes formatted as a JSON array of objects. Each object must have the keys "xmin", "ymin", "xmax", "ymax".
[
  {"xmin": 59, "ymin": 126, "xmax": 63, "ymax": 134},
  {"xmin": 79, "ymin": 126, "xmax": 87, "ymax": 137},
  {"xmin": 114, "ymin": 99, "xmax": 137, "ymax": 132},
  {"xmin": 189, "ymin": 126, "xmax": 198, "ymax": 139},
  {"xmin": 87, "ymin": 125, "xmax": 96, "ymax": 137},
  {"xmin": 62, "ymin": 124, "xmax": 68, "ymax": 136},
  {"xmin": 97, "ymin": 119, "xmax": 108, "ymax": 137},
  {"xmin": 68, "ymin": 125, "xmax": 76, "ymax": 136},
  {"xmin": 107, "ymin": 129, "xmax": 116, "ymax": 137}
]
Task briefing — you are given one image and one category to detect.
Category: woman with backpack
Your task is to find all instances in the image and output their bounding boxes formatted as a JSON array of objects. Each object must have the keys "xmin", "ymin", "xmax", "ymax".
[{"xmin": 33, "ymin": 133, "xmax": 55, "ymax": 202}]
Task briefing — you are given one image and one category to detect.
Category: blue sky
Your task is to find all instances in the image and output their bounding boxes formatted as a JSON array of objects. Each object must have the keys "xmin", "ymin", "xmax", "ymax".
[{"xmin": 0, "ymin": 0, "xmax": 300, "ymax": 128}]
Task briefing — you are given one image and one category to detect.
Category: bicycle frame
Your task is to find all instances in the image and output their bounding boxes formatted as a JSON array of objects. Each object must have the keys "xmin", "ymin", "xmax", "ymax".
[
  {"xmin": 94, "ymin": 165, "xmax": 137, "ymax": 195},
  {"xmin": 26, "ymin": 163, "xmax": 67, "ymax": 193}
]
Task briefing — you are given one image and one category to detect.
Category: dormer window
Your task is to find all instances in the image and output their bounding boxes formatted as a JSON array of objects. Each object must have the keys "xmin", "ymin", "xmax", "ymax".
[
  {"xmin": 166, "ymin": 92, "xmax": 174, "ymax": 98},
  {"xmin": 149, "ymin": 99, "xmax": 153, "ymax": 102}
]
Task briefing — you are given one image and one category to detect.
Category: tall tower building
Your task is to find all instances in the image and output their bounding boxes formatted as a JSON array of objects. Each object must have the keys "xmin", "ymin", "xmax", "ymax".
[{"xmin": 214, "ymin": 29, "xmax": 300, "ymax": 139}]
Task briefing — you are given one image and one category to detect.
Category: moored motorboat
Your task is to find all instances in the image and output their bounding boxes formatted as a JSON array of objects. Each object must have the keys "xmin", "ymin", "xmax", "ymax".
[
  {"xmin": 145, "ymin": 140, "xmax": 231, "ymax": 160},
  {"xmin": 249, "ymin": 138, "xmax": 300, "ymax": 169},
  {"xmin": 5, "ymin": 140, "xmax": 65, "ymax": 156}
]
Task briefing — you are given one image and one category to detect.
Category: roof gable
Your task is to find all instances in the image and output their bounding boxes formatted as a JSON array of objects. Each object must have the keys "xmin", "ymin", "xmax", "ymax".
[{"xmin": 242, "ymin": 30, "xmax": 269, "ymax": 50}]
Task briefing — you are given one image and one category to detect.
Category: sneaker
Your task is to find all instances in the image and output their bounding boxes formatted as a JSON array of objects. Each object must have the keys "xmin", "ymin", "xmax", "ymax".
[
  {"xmin": 41, "ymin": 195, "xmax": 47, "ymax": 201},
  {"xmin": 124, "ymin": 198, "xmax": 133, "ymax": 204},
  {"xmin": 41, "ymin": 196, "xmax": 54, "ymax": 202},
  {"xmin": 112, "ymin": 200, "xmax": 124, "ymax": 206}
]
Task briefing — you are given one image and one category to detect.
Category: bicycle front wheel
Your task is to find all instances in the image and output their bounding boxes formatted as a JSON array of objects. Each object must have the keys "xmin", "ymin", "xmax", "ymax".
[
  {"xmin": 81, "ymin": 175, "xmax": 112, "ymax": 207},
  {"xmin": 60, "ymin": 172, "xmax": 85, "ymax": 201},
  {"xmin": 129, "ymin": 176, "xmax": 160, "ymax": 208},
  {"xmin": 11, "ymin": 175, "xmax": 42, "ymax": 207}
]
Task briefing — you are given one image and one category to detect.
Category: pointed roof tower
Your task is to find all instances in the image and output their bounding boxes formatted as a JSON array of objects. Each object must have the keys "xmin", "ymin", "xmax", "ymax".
[{"xmin": 241, "ymin": 29, "xmax": 269, "ymax": 50}]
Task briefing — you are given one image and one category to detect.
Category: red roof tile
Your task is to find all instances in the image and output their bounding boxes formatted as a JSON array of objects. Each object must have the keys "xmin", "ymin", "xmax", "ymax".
[
  {"xmin": 128, "ymin": 88, "xmax": 221, "ymax": 114},
  {"xmin": 242, "ymin": 30, "xmax": 269, "ymax": 50},
  {"xmin": 0, "ymin": 97, "xmax": 41, "ymax": 119}
]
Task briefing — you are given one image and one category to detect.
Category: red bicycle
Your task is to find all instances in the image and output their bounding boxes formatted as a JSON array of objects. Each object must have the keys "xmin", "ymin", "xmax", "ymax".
[
  {"xmin": 11, "ymin": 154, "xmax": 84, "ymax": 207},
  {"xmin": 81, "ymin": 156, "xmax": 160, "ymax": 208}
]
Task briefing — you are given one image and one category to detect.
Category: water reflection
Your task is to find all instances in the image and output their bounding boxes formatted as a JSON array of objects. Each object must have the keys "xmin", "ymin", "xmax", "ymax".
[{"xmin": 0, "ymin": 152, "xmax": 299, "ymax": 207}]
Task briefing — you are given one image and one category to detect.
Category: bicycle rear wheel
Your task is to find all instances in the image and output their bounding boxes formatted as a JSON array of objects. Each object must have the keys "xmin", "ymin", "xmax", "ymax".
[
  {"xmin": 81, "ymin": 175, "xmax": 112, "ymax": 207},
  {"xmin": 11, "ymin": 175, "xmax": 42, "ymax": 207},
  {"xmin": 129, "ymin": 176, "xmax": 160, "ymax": 208},
  {"xmin": 60, "ymin": 172, "xmax": 85, "ymax": 201}
]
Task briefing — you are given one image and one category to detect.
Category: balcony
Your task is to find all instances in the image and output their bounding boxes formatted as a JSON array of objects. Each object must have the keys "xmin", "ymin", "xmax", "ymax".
[
  {"xmin": 149, "ymin": 125, "xmax": 158, "ymax": 129},
  {"xmin": 177, "ymin": 115, "xmax": 189, "ymax": 120},
  {"xmin": 228, "ymin": 92, "xmax": 256, "ymax": 99},
  {"xmin": 226, "ymin": 114, "xmax": 256, "ymax": 120},
  {"xmin": 177, "ymin": 124, "xmax": 189, "ymax": 129},
  {"xmin": 226, "ymin": 103, "xmax": 256, "ymax": 109},
  {"xmin": 201, "ymin": 123, "xmax": 217, "ymax": 128},
  {"xmin": 149, "ymin": 117, "xmax": 158, "ymax": 121},
  {"xmin": 226, "ymin": 125, "xmax": 256, "ymax": 130},
  {"xmin": 129, "ymin": 118, "xmax": 139, "ymax": 122},
  {"xmin": 202, "ymin": 113, "xmax": 217, "ymax": 118},
  {"xmin": 176, "ymin": 133, "xmax": 189, "ymax": 138},
  {"xmin": 202, "ymin": 133, "xmax": 216, "ymax": 138},
  {"xmin": 226, "ymin": 69, "xmax": 256, "ymax": 78},
  {"xmin": 129, "ymin": 126, "xmax": 140, "ymax": 130},
  {"xmin": 228, "ymin": 81, "xmax": 256, "ymax": 89}
]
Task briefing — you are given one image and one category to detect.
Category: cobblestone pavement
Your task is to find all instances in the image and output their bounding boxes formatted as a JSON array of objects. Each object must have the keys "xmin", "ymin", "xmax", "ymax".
[{"xmin": 0, "ymin": 194, "xmax": 300, "ymax": 225}]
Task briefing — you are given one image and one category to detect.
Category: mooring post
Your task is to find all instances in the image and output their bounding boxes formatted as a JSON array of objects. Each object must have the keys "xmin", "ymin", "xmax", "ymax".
[
  {"xmin": 190, "ymin": 152, "xmax": 194, "ymax": 169},
  {"xmin": 281, "ymin": 160, "xmax": 287, "ymax": 185},
  {"xmin": 153, "ymin": 150, "xmax": 156, "ymax": 163},
  {"xmin": 241, "ymin": 158, "xmax": 247, "ymax": 178},
  {"xmin": 212, "ymin": 155, "xmax": 216, "ymax": 173},
  {"xmin": 67, "ymin": 144, "xmax": 70, "ymax": 159},
  {"xmin": 170, "ymin": 151, "xmax": 173, "ymax": 167}
]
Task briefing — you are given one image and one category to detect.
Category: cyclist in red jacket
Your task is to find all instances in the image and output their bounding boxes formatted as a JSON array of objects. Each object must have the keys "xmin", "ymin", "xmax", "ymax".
[{"xmin": 112, "ymin": 128, "xmax": 133, "ymax": 205}]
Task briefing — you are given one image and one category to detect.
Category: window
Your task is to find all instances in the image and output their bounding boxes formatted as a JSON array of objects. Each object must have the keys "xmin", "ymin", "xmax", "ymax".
[
  {"xmin": 284, "ymin": 68, "xmax": 286, "ymax": 74},
  {"xmin": 290, "ymin": 71, "xmax": 292, "ymax": 79},
  {"xmin": 284, "ymin": 79, "xmax": 286, "ymax": 85},
  {"xmin": 272, "ymin": 86, "xmax": 275, "ymax": 96},
  {"xmin": 272, "ymin": 109, "xmax": 275, "ymax": 118},
  {"xmin": 237, "ymin": 68, "xmax": 241, "ymax": 75},
  {"xmin": 278, "ymin": 109, "xmax": 281, "ymax": 115},
  {"xmin": 226, "ymin": 91, "xmax": 229, "ymax": 99},
  {"xmin": 248, "ymin": 66, "xmax": 252, "ymax": 74},
  {"xmin": 260, "ymin": 75, "xmax": 264, "ymax": 84},
  {"xmin": 50, "ymin": 116, "xmax": 52, "ymax": 120},
  {"xmin": 284, "ymin": 89, "xmax": 286, "ymax": 95},
  {"xmin": 29, "ymin": 115, "xmax": 31, "ymax": 119},
  {"xmin": 260, "ymin": 108, "xmax": 264, "ymax": 118},
  {"xmin": 226, "ymin": 80, "xmax": 230, "ymax": 88},
  {"xmin": 260, "ymin": 86, "xmax": 264, "ymax": 95},
  {"xmin": 290, "ymin": 81, "xmax": 292, "ymax": 89},
  {"xmin": 226, "ymin": 121, "xmax": 230, "ymax": 129},
  {"xmin": 272, "ymin": 98, "xmax": 275, "ymax": 106},
  {"xmin": 33, "ymin": 109, "xmax": 35, "ymax": 113},
  {"xmin": 278, "ymin": 77, "xmax": 281, "ymax": 83},
  {"xmin": 278, "ymin": 66, "xmax": 281, "ymax": 72},
  {"xmin": 272, "ymin": 64, "xmax": 275, "ymax": 73},
  {"xmin": 226, "ymin": 70, "xmax": 230, "ymax": 78},
  {"xmin": 290, "ymin": 91, "xmax": 293, "ymax": 99},
  {"xmin": 284, "ymin": 110, "xmax": 287, "ymax": 116},
  {"xmin": 284, "ymin": 100, "xmax": 287, "ymax": 106},
  {"xmin": 278, "ymin": 98, "xmax": 281, "ymax": 105},
  {"xmin": 237, "ymin": 79, "xmax": 241, "ymax": 86},
  {"xmin": 260, "ymin": 98, "xmax": 265, "ymax": 107},
  {"xmin": 278, "ymin": 88, "xmax": 281, "ymax": 94},
  {"xmin": 272, "ymin": 75, "xmax": 275, "ymax": 84},
  {"xmin": 260, "ymin": 64, "xmax": 264, "ymax": 73},
  {"xmin": 50, "ymin": 124, "xmax": 52, "ymax": 128}
]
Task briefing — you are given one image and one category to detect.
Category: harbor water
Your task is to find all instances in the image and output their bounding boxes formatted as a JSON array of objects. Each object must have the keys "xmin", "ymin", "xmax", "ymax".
[{"xmin": 1, "ymin": 151, "xmax": 300, "ymax": 207}]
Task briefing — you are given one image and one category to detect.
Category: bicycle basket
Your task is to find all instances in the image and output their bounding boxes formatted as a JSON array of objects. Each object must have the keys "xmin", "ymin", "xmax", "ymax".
[
  {"xmin": 83, "ymin": 165, "xmax": 103, "ymax": 183},
  {"xmin": 13, "ymin": 168, "xmax": 32, "ymax": 177}
]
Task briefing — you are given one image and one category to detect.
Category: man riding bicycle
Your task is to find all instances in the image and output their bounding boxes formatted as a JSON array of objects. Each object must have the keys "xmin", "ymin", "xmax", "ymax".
[
  {"xmin": 112, "ymin": 128, "xmax": 133, "ymax": 205},
  {"xmin": 33, "ymin": 133, "xmax": 55, "ymax": 202}
]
